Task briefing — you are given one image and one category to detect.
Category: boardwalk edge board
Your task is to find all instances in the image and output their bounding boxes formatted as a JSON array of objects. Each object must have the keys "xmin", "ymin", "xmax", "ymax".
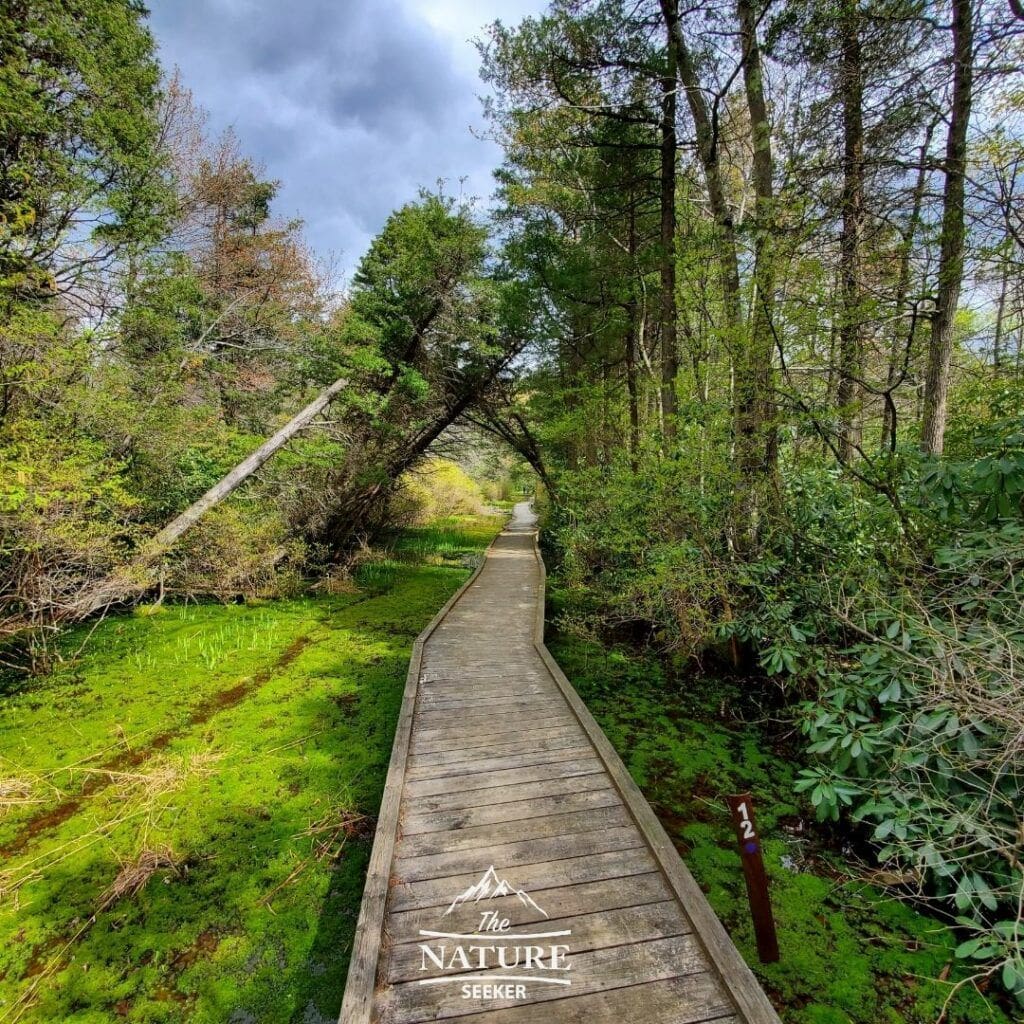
[
  {"xmin": 338, "ymin": 511, "xmax": 783, "ymax": 1024},
  {"xmin": 530, "ymin": 534, "xmax": 783, "ymax": 1024},
  {"xmin": 338, "ymin": 533, "xmax": 501, "ymax": 1024}
]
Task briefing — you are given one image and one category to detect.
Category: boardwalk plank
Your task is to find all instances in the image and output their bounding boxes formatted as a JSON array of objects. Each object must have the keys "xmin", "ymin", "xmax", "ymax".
[
  {"xmin": 416, "ymin": 692, "xmax": 555, "ymax": 708},
  {"xmin": 419, "ymin": 672, "xmax": 551, "ymax": 685},
  {"xmin": 387, "ymin": 847, "xmax": 662, "ymax": 914},
  {"xmin": 407, "ymin": 733, "xmax": 585, "ymax": 769},
  {"xmin": 394, "ymin": 826, "xmax": 645, "ymax": 883},
  {"xmin": 410, "ymin": 773, "xmax": 613, "ymax": 814},
  {"xmin": 404, "ymin": 745, "xmax": 592, "ymax": 782},
  {"xmin": 385, "ymin": 900, "xmax": 694, "ymax": 983},
  {"xmin": 384, "ymin": 873, "xmax": 672, "ymax": 941},
  {"xmin": 407, "ymin": 729, "xmax": 585, "ymax": 761},
  {"xmin": 413, "ymin": 702, "xmax": 567, "ymax": 726},
  {"xmin": 419, "ymin": 679, "xmax": 552, "ymax": 695},
  {"xmin": 400, "ymin": 787, "xmax": 621, "ymax": 834},
  {"xmin": 396, "ymin": 806, "xmax": 632, "ymax": 859},
  {"xmin": 338, "ymin": 504, "xmax": 781, "ymax": 1024},
  {"xmin": 377, "ymin": 935, "xmax": 712, "ymax": 1023},
  {"xmin": 411, "ymin": 716, "xmax": 579, "ymax": 747},
  {"xmin": 453, "ymin": 976, "xmax": 737, "ymax": 1024},
  {"xmin": 403, "ymin": 757, "xmax": 604, "ymax": 797}
]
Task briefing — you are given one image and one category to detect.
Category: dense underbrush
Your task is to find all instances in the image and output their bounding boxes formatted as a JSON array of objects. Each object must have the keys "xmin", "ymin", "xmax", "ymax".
[
  {"xmin": 544, "ymin": 381, "xmax": 1024, "ymax": 1011},
  {"xmin": 550, "ymin": 629, "xmax": 1014, "ymax": 1024}
]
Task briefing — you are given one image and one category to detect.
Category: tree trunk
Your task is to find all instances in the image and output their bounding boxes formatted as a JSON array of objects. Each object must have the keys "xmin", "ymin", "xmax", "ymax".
[
  {"xmin": 626, "ymin": 201, "xmax": 641, "ymax": 470},
  {"xmin": 921, "ymin": 0, "xmax": 974, "ymax": 455},
  {"xmin": 824, "ymin": 302, "xmax": 838, "ymax": 457},
  {"xmin": 318, "ymin": 384, "xmax": 490, "ymax": 550},
  {"xmin": 737, "ymin": 0, "xmax": 778, "ymax": 494},
  {"xmin": 469, "ymin": 408, "xmax": 558, "ymax": 501},
  {"xmin": 993, "ymin": 254, "xmax": 1009, "ymax": 370},
  {"xmin": 659, "ymin": 0, "xmax": 680, "ymax": 440},
  {"xmin": 836, "ymin": 0, "xmax": 865, "ymax": 462},
  {"xmin": 882, "ymin": 123, "xmax": 934, "ymax": 451},
  {"xmin": 69, "ymin": 376, "xmax": 349, "ymax": 617},
  {"xmin": 666, "ymin": 7, "xmax": 742, "ymax": 329},
  {"xmin": 626, "ymin": 300, "xmax": 641, "ymax": 470},
  {"xmin": 669, "ymin": 3, "xmax": 776, "ymax": 542}
]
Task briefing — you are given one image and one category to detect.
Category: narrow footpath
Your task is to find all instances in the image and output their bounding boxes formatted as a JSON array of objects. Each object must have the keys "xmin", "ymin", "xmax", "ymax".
[{"xmin": 340, "ymin": 503, "xmax": 782, "ymax": 1024}]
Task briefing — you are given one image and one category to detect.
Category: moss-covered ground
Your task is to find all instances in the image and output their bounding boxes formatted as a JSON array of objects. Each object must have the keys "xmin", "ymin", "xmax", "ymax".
[
  {"xmin": 549, "ymin": 634, "xmax": 1012, "ymax": 1024},
  {"xmin": 0, "ymin": 514, "xmax": 503, "ymax": 1024},
  {"xmin": 3, "ymin": 507, "xmax": 1009, "ymax": 1024}
]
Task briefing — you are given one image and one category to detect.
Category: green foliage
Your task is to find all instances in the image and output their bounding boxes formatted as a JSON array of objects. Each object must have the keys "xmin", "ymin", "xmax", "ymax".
[
  {"xmin": 349, "ymin": 193, "xmax": 491, "ymax": 369},
  {"xmin": 0, "ymin": 0, "xmax": 171, "ymax": 296},
  {"xmin": 551, "ymin": 631, "xmax": 1013, "ymax": 1024},
  {"xmin": 544, "ymin": 409, "xmax": 1024, "ymax": 1007},
  {"xmin": 300, "ymin": 192, "xmax": 514, "ymax": 551},
  {"xmin": 0, "ymin": 418, "xmax": 141, "ymax": 638},
  {"xmin": 390, "ymin": 459, "xmax": 487, "ymax": 526},
  {"xmin": 484, "ymin": 0, "xmax": 1024, "ymax": 1014},
  {"xmin": 791, "ymin": 511, "xmax": 1024, "ymax": 1006},
  {"xmin": 388, "ymin": 513, "xmax": 506, "ymax": 566},
  {"xmin": 0, "ymin": 16, "xmax": 342, "ymax": 652},
  {"xmin": 921, "ymin": 377, "xmax": 1024, "ymax": 526},
  {"xmin": 170, "ymin": 502, "xmax": 309, "ymax": 599}
]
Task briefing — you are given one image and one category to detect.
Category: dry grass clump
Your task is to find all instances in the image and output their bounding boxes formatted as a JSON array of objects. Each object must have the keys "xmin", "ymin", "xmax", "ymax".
[
  {"xmin": 96, "ymin": 749, "xmax": 224, "ymax": 801},
  {"xmin": 0, "ymin": 778, "xmax": 37, "ymax": 815},
  {"xmin": 97, "ymin": 846, "xmax": 182, "ymax": 912},
  {"xmin": 299, "ymin": 805, "xmax": 369, "ymax": 862},
  {"xmin": 0, "ymin": 750, "xmax": 224, "ymax": 907},
  {"xmin": 314, "ymin": 567, "xmax": 360, "ymax": 595},
  {"xmin": 261, "ymin": 806, "xmax": 369, "ymax": 909}
]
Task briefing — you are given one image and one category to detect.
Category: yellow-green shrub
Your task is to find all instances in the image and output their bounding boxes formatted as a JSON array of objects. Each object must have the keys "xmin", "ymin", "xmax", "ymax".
[{"xmin": 391, "ymin": 459, "xmax": 484, "ymax": 526}]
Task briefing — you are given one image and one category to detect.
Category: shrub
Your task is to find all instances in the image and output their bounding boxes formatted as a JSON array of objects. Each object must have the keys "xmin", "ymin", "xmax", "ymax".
[
  {"xmin": 545, "ymin": 422, "xmax": 1024, "ymax": 1008},
  {"xmin": 168, "ymin": 503, "xmax": 307, "ymax": 600},
  {"xmin": 0, "ymin": 422, "xmax": 142, "ymax": 663},
  {"xmin": 390, "ymin": 459, "xmax": 485, "ymax": 526}
]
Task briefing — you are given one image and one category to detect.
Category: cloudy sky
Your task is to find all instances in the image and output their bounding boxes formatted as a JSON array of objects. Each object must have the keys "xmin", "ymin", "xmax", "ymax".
[{"xmin": 148, "ymin": 0, "xmax": 545, "ymax": 279}]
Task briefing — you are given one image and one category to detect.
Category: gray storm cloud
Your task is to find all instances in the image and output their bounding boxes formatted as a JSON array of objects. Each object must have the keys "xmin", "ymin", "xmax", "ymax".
[{"xmin": 148, "ymin": 0, "xmax": 526, "ymax": 274}]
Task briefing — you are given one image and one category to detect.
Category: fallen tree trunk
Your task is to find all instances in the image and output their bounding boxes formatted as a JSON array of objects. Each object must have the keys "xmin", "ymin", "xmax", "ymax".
[{"xmin": 68, "ymin": 376, "xmax": 349, "ymax": 619}]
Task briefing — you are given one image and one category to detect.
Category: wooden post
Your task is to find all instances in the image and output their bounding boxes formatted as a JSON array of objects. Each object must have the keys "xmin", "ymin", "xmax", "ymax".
[{"xmin": 727, "ymin": 792, "xmax": 779, "ymax": 963}]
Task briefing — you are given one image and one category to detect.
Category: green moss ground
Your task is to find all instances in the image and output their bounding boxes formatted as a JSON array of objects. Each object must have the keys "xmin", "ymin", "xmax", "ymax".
[
  {"xmin": 549, "ymin": 635, "xmax": 1012, "ymax": 1024},
  {"xmin": 0, "ymin": 514, "xmax": 504, "ymax": 1024},
  {"xmin": 3, "ymin": 507, "xmax": 1008, "ymax": 1024}
]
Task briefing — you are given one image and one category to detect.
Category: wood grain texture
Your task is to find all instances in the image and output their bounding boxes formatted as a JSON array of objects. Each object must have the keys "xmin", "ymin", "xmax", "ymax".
[
  {"xmin": 338, "ymin": 504, "xmax": 783, "ymax": 1024},
  {"xmin": 377, "ymin": 935, "xmax": 712, "ymax": 1023},
  {"xmin": 386, "ymin": 846, "xmax": 662, "ymax": 914},
  {"xmin": 383, "ymin": 872, "xmax": 670, "ymax": 941},
  {"xmin": 384, "ymin": 901, "xmax": 694, "ymax": 982},
  {"xmin": 399, "ymin": 784, "xmax": 619, "ymax": 834}
]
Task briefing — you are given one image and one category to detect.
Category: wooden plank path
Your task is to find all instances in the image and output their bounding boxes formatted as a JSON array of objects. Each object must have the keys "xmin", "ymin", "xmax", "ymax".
[{"xmin": 340, "ymin": 503, "xmax": 782, "ymax": 1024}]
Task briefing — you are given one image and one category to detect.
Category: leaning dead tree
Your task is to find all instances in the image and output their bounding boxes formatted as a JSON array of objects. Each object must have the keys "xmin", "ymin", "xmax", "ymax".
[{"xmin": 67, "ymin": 376, "xmax": 349, "ymax": 619}]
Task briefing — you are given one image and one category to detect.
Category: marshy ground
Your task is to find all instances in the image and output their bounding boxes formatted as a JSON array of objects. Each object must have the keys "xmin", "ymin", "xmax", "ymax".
[
  {"xmin": 0, "ymin": 516, "xmax": 503, "ymax": 1024},
  {"xmin": 0, "ymin": 512, "xmax": 1009, "ymax": 1024}
]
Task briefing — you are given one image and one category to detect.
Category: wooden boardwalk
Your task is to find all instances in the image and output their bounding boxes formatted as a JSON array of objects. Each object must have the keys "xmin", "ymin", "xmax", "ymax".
[{"xmin": 339, "ymin": 504, "xmax": 782, "ymax": 1024}]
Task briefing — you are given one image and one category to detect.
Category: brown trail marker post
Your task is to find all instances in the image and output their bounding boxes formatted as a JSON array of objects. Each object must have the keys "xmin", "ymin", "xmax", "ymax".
[{"xmin": 727, "ymin": 792, "xmax": 780, "ymax": 963}]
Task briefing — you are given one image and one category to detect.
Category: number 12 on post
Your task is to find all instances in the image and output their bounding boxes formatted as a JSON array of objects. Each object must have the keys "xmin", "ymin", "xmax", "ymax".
[{"xmin": 726, "ymin": 792, "xmax": 780, "ymax": 963}]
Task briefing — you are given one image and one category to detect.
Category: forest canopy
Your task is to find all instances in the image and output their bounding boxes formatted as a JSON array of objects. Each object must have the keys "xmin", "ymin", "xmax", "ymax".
[{"xmin": 1, "ymin": 0, "xmax": 1024, "ymax": 1014}]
